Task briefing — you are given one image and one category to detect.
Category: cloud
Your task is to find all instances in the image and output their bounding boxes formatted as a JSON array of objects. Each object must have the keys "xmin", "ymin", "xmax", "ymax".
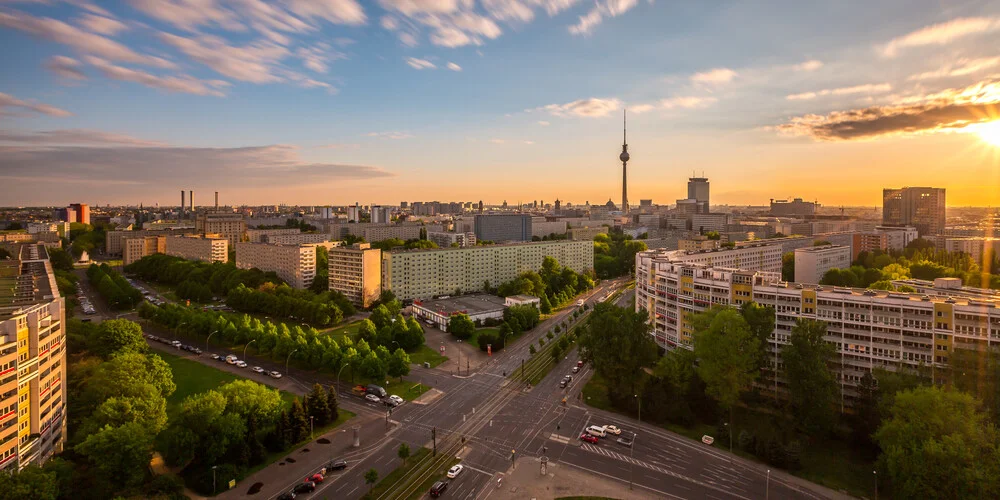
[
  {"xmin": 793, "ymin": 60, "xmax": 823, "ymax": 72},
  {"xmin": 128, "ymin": 0, "xmax": 243, "ymax": 31},
  {"xmin": 537, "ymin": 120, "xmax": 550, "ymax": 126},
  {"xmin": 534, "ymin": 97, "xmax": 621, "ymax": 117},
  {"xmin": 659, "ymin": 96, "xmax": 717, "ymax": 109},
  {"xmin": 522, "ymin": 140, "xmax": 534, "ymax": 144},
  {"xmin": 160, "ymin": 33, "xmax": 288, "ymax": 83},
  {"xmin": 367, "ymin": 131, "xmax": 413, "ymax": 139},
  {"xmin": 446, "ymin": 61, "xmax": 462, "ymax": 71},
  {"xmin": 405, "ymin": 57, "xmax": 436, "ymax": 69},
  {"xmin": 0, "ymin": 10, "xmax": 174, "ymax": 68},
  {"xmin": 690, "ymin": 67, "xmax": 737, "ymax": 85},
  {"xmin": 297, "ymin": 43, "xmax": 345, "ymax": 73},
  {"xmin": 46, "ymin": 55, "xmax": 87, "ymax": 80},
  {"xmin": 379, "ymin": 0, "xmax": 503, "ymax": 48},
  {"xmin": 775, "ymin": 79, "xmax": 1000, "ymax": 141},
  {"xmin": 314, "ymin": 143, "xmax": 360, "ymax": 149},
  {"xmin": 0, "ymin": 129, "xmax": 167, "ymax": 146},
  {"xmin": 907, "ymin": 57, "xmax": 1000, "ymax": 81},
  {"xmin": 483, "ymin": 0, "xmax": 534, "ymax": 22},
  {"xmin": 489, "ymin": 138, "xmax": 505, "ymax": 143},
  {"xmin": 76, "ymin": 13, "xmax": 127, "ymax": 35},
  {"xmin": 568, "ymin": 0, "xmax": 637, "ymax": 35},
  {"xmin": 85, "ymin": 56, "xmax": 227, "ymax": 96},
  {"xmin": 284, "ymin": 0, "xmax": 366, "ymax": 25},
  {"xmin": 0, "ymin": 92, "xmax": 72, "ymax": 117},
  {"xmin": 785, "ymin": 83, "xmax": 892, "ymax": 101},
  {"xmin": 629, "ymin": 104, "xmax": 654, "ymax": 114},
  {"xmin": 882, "ymin": 17, "xmax": 1000, "ymax": 57}
]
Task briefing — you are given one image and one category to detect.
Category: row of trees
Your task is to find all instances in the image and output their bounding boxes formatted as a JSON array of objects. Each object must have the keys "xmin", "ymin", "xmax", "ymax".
[
  {"xmin": 368, "ymin": 238, "xmax": 438, "ymax": 251},
  {"xmin": 139, "ymin": 302, "xmax": 412, "ymax": 383},
  {"xmin": 226, "ymin": 283, "xmax": 346, "ymax": 326},
  {"xmin": 357, "ymin": 302, "xmax": 426, "ymax": 353},
  {"xmin": 593, "ymin": 231, "xmax": 648, "ymax": 278},
  {"xmin": 126, "ymin": 253, "xmax": 283, "ymax": 300},
  {"xmin": 495, "ymin": 256, "xmax": 596, "ymax": 312},
  {"xmin": 87, "ymin": 263, "xmax": 142, "ymax": 310}
]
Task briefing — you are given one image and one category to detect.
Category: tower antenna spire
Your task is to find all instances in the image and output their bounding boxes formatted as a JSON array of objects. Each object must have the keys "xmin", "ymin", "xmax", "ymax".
[{"xmin": 619, "ymin": 109, "xmax": 630, "ymax": 215}]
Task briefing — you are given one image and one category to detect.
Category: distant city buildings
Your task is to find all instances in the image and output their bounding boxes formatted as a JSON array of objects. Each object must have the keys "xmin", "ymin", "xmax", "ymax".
[
  {"xmin": 474, "ymin": 214, "xmax": 532, "ymax": 242},
  {"xmin": 195, "ymin": 210, "xmax": 247, "ymax": 248},
  {"xmin": 882, "ymin": 187, "xmax": 946, "ymax": 236},
  {"xmin": 164, "ymin": 234, "xmax": 228, "ymax": 263},
  {"xmin": 235, "ymin": 242, "xmax": 316, "ymax": 289},
  {"xmin": 769, "ymin": 198, "xmax": 818, "ymax": 217},
  {"xmin": 793, "ymin": 244, "xmax": 851, "ymax": 284},
  {"xmin": 687, "ymin": 177, "xmax": 710, "ymax": 214},
  {"xmin": 427, "ymin": 231, "xmax": 476, "ymax": 248},
  {"xmin": 328, "ymin": 243, "xmax": 382, "ymax": 308}
]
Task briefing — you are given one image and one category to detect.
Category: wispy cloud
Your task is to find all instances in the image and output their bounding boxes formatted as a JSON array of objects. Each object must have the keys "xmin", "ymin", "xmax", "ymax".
[
  {"xmin": 690, "ymin": 67, "xmax": 737, "ymax": 85},
  {"xmin": 785, "ymin": 83, "xmax": 892, "ymax": 101},
  {"xmin": 297, "ymin": 43, "xmax": 345, "ymax": 73},
  {"xmin": 792, "ymin": 60, "xmax": 823, "ymax": 72},
  {"xmin": 380, "ymin": 0, "xmax": 502, "ymax": 48},
  {"xmin": 882, "ymin": 17, "xmax": 1000, "ymax": 57},
  {"xmin": 537, "ymin": 120, "xmax": 550, "ymax": 126},
  {"xmin": 313, "ymin": 143, "xmax": 361, "ymax": 150},
  {"xmin": 0, "ymin": 129, "xmax": 166, "ymax": 146},
  {"xmin": 0, "ymin": 92, "xmax": 72, "ymax": 117},
  {"xmin": 405, "ymin": 57, "xmax": 436, "ymax": 70},
  {"xmin": 568, "ymin": 0, "xmax": 638, "ymax": 35},
  {"xmin": 533, "ymin": 97, "xmax": 621, "ymax": 117},
  {"xmin": 159, "ymin": 33, "xmax": 288, "ymax": 83},
  {"xmin": 776, "ymin": 79, "xmax": 1000, "ymax": 141},
  {"xmin": 629, "ymin": 104, "xmax": 655, "ymax": 114},
  {"xmin": 85, "ymin": 56, "xmax": 228, "ymax": 97},
  {"xmin": 907, "ymin": 57, "xmax": 1000, "ymax": 81},
  {"xmin": 46, "ymin": 55, "xmax": 87, "ymax": 80},
  {"xmin": 447, "ymin": 61, "xmax": 462, "ymax": 71},
  {"xmin": 76, "ymin": 12, "xmax": 127, "ymax": 36},
  {"xmin": 367, "ymin": 131, "xmax": 413, "ymax": 139},
  {"xmin": 660, "ymin": 96, "xmax": 718, "ymax": 109}
]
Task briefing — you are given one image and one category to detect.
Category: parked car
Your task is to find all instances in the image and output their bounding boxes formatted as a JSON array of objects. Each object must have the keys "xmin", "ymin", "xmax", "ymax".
[
  {"xmin": 446, "ymin": 464, "xmax": 464, "ymax": 478},
  {"xmin": 352, "ymin": 385, "xmax": 367, "ymax": 396},
  {"xmin": 308, "ymin": 473, "xmax": 324, "ymax": 483},
  {"xmin": 572, "ymin": 365, "xmax": 580, "ymax": 373},
  {"xmin": 604, "ymin": 425, "xmax": 622, "ymax": 436},
  {"xmin": 365, "ymin": 394, "xmax": 381, "ymax": 403},
  {"xmin": 226, "ymin": 355, "xmax": 238, "ymax": 365},
  {"xmin": 366, "ymin": 384, "xmax": 387, "ymax": 398},
  {"xmin": 276, "ymin": 492, "xmax": 295, "ymax": 500},
  {"xmin": 579, "ymin": 433, "xmax": 599, "ymax": 444},
  {"xmin": 327, "ymin": 460, "xmax": 348, "ymax": 471},
  {"xmin": 251, "ymin": 366, "xmax": 265, "ymax": 374},
  {"xmin": 235, "ymin": 360, "xmax": 248, "ymax": 368},
  {"xmin": 616, "ymin": 435, "xmax": 634, "ymax": 447},
  {"xmin": 268, "ymin": 370, "xmax": 282, "ymax": 379},
  {"xmin": 210, "ymin": 354, "xmax": 221, "ymax": 360},
  {"xmin": 292, "ymin": 481, "xmax": 315, "ymax": 494},
  {"xmin": 429, "ymin": 481, "xmax": 448, "ymax": 498},
  {"xmin": 577, "ymin": 360, "xmax": 584, "ymax": 368},
  {"xmin": 388, "ymin": 395, "xmax": 404, "ymax": 406},
  {"xmin": 585, "ymin": 425, "xmax": 607, "ymax": 438}
]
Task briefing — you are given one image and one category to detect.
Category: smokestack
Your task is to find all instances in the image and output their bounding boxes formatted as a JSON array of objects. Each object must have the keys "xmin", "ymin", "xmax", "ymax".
[
  {"xmin": 181, "ymin": 190, "xmax": 185, "ymax": 215},
  {"xmin": 215, "ymin": 191, "xmax": 219, "ymax": 210},
  {"xmin": 189, "ymin": 190, "xmax": 194, "ymax": 213}
]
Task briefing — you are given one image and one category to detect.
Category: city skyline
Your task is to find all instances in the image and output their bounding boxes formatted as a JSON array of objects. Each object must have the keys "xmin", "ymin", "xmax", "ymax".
[{"xmin": 2, "ymin": 1, "xmax": 1000, "ymax": 207}]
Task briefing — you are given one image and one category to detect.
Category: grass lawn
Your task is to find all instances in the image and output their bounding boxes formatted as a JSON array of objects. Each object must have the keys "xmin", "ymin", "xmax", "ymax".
[
  {"xmin": 362, "ymin": 447, "xmax": 431, "ymax": 499},
  {"xmin": 385, "ymin": 379, "xmax": 431, "ymax": 401},
  {"xmin": 155, "ymin": 350, "xmax": 240, "ymax": 417},
  {"xmin": 322, "ymin": 319, "xmax": 367, "ymax": 337},
  {"xmin": 407, "ymin": 345, "xmax": 448, "ymax": 368}
]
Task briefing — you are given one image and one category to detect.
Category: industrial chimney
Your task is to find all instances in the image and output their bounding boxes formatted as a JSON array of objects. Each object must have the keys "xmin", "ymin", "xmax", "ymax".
[
  {"xmin": 189, "ymin": 190, "xmax": 194, "ymax": 214},
  {"xmin": 215, "ymin": 191, "xmax": 219, "ymax": 210},
  {"xmin": 181, "ymin": 190, "xmax": 185, "ymax": 216}
]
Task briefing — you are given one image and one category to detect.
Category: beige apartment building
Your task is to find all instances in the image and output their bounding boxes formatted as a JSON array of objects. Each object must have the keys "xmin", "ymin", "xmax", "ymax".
[
  {"xmin": 195, "ymin": 211, "xmax": 247, "ymax": 248},
  {"xmin": 567, "ymin": 226, "xmax": 608, "ymax": 241},
  {"xmin": 652, "ymin": 243, "xmax": 783, "ymax": 274},
  {"xmin": 0, "ymin": 244, "xmax": 67, "ymax": 471},
  {"xmin": 328, "ymin": 243, "xmax": 382, "ymax": 308},
  {"xmin": 678, "ymin": 236, "xmax": 720, "ymax": 252},
  {"xmin": 382, "ymin": 240, "xmax": 593, "ymax": 300},
  {"xmin": 263, "ymin": 233, "xmax": 333, "ymax": 245},
  {"xmin": 427, "ymin": 231, "xmax": 476, "ymax": 248},
  {"xmin": 794, "ymin": 244, "xmax": 852, "ymax": 284},
  {"xmin": 164, "ymin": 234, "xmax": 228, "ymax": 263},
  {"xmin": 123, "ymin": 235, "xmax": 166, "ymax": 265},
  {"xmin": 635, "ymin": 251, "xmax": 1000, "ymax": 409},
  {"xmin": 106, "ymin": 228, "xmax": 193, "ymax": 255},
  {"xmin": 246, "ymin": 228, "xmax": 300, "ymax": 243},
  {"xmin": 362, "ymin": 225, "xmax": 422, "ymax": 242},
  {"xmin": 235, "ymin": 242, "xmax": 316, "ymax": 289}
]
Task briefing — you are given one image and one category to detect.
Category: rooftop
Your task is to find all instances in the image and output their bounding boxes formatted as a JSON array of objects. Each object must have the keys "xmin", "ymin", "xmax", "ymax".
[
  {"xmin": 386, "ymin": 239, "xmax": 586, "ymax": 254},
  {"xmin": 412, "ymin": 294, "xmax": 508, "ymax": 315},
  {"xmin": 1, "ymin": 243, "xmax": 57, "ymax": 319}
]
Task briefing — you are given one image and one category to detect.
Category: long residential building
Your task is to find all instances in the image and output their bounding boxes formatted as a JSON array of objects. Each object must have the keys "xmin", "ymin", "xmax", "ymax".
[
  {"xmin": 195, "ymin": 210, "xmax": 247, "ymax": 248},
  {"xmin": 382, "ymin": 240, "xmax": 594, "ymax": 300},
  {"xmin": 246, "ymin": 228, "xmax": 300, "ymax": 243},
  {"xmin": 652, "ymin": 243, "xmax": 783, "ymax": 273},
  {"xmin": 123, "ymin": 235, "xmax": 165, "ymax": 266},
  {"xmin": 235, "ymin": 242, "xmax": 316, "ymax": 289},
  {"xmin": 0, "ymin": 244, "xmax": 67, "ymax": 471},
  {"xmin": 328, "ymin": 243, "xmax": 381, "ymax": 308},
  {"xmin": 794, "ymin": 245, "xmax": 851, "ymax": 284},
  {"xmin": 635, "ymin": 252, "xmax": 1000, "ymax": 409},
  {"xmin": 164, "ymin": 234, "xmax": 228, "ymax": 263},
  {"xmin": 427, "ymin": 231, "xmax": 476, "ymax": 248},
  {"xmin": 263, "ymin": 233, "xmax": 333, "ymax": 245},
  {"xmin": 106, "ymin": 228, "xmax": 193, "ymax": 255}
]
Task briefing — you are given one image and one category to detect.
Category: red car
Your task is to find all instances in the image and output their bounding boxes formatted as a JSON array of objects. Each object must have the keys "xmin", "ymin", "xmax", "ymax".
[
  {"xmin": 579, "ymin": 433, "xmax": 599, "ymax": 444},
  {"xmin": 308, "ymin": 473, "xmax": 324, "ymax": 484}
]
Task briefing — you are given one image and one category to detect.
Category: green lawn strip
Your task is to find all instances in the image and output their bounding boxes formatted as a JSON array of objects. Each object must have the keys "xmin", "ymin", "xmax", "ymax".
[
  {"xmin": 361, "ymin": 447, "xmax": 431, "ymax": 499},
  {"xmin": 155, "ymin": 350, "xmax": 240, "ymax": 417},
  {"xmin": 407, "ymin": 344, "xmax": 448, "ymax": 368},
  {"xmin": 321, "ymin": 319, "xmax": 366, "ymax": 337},
  {"xmin": 407, "ymin": 456, "xmax": 461, "ymax": 500},
  {"xmin": 580, "ymin": 375, "xmax": 871, "ymax": 497}
]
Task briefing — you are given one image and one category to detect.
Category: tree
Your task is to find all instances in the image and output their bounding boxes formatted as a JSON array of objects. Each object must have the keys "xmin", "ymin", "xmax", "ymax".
[
  {"xmin": 692, "ymin": 307, "xmax": 759, "ymax": 411},
  {"xmin": 782, "ymin": 319, "xmax": 838, "ymax": 435},
  {"xmin": 75, "ymin": 422, "xmax": 155, "ymax": 490},
  {"xmin": 92, "ymin": 319, "xmax": 147, "ymax": 359},
  {"xmin": 739, "ymin": 301, "xmax": 774, "ymax": 371},
  {"xmin": 326, "ymin": 385, "xmax": 340, "ymax": 422},
  {"xmin": 217, "ymin": 380, "xmax": 283, "ymax": 423},
  {"xmin": 0, "ymin": 464, "xmax": 58, "ymax": 500},
  {"xmin": 307, "ymin": 383, "xmax": 331, "ymax": 426},
  {"xmin": 388, "ymin": 348, "xmax": 411, "ymax": 382},
  {"xmin": 539, "ymin": 293, "xmax": 552, "ymax": 314},
  {"xmin": 370, "ymin": 304, "xmax": 392, "ymax": 329},
  {"xmin": 875, "ymin": 386, "xmax": 1000, "ymax": 499},
  {"xmin": 781, "ymin": 252, "xmax": 795, "ymax": 281},
  {"xmin": 365, "ymin": 468, "xmax": 379, "ymax": 492},
  {"xmin": 577, "ymin": 303, "xmax": 657, "ymax": 399},
  {"xmin": 447, "ymin": 313, "xmax": 475, "ymax": 340},
  {"xmin": 290, "ymin": 397, "xmax": 310, "ymax": 444},
  {"xmin": 398, "ymin": 442, "xmax": 410, "ymax": 465},
  {"xmin": 246, "ymin": 413, "xmax": 267, "ymax": 465},
  {"xmin": 852, "ymin": 371, "xmax": 881, "ymax": 451},
  {"xmin": 357, "ymin": 319, "xmax": 378, "ymax": 343}
]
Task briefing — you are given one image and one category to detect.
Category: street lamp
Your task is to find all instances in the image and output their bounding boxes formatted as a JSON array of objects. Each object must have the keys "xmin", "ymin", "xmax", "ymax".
[
  {"xmin": 310, "ymin": 416, "xmax": 314, "ymax": 440},
  {"xmin": 766, "ymin": 469, "xmax": 770, "ymax": 500},
  {"xmin": 212, "ymin": 465, "xmax": 217, "ymax": 494},
  {"xmin": 629, "ymin": 393, "xmax": 640, "ymax": 491},
  {"xmin": 243, "ymin": 339, "xmax": 256, "ymax": 361},
  {"xmin": 286, "ymin": 348, "xmax": 299, "ymax": 375},
  {"xmin": 723, "ymin": 421, "xmax": 732, "ymax": 454},
  {"xmin": 391, "ymin": 340, "xmax": 400, "ymax": 352},
  {"xmin": 336, "ymin": 362, "xmax": 349, "ymax": 397},
  {"xmin": 174, "ymin": 321, "xmax": 186, "ymax": 341},
  {"xmin": 206, "ymin": 329, "xmax": 218, "ymax": 351},
  {"xmin": 873, "ymin": 470, "xmax": 877, "ymax": 500}
]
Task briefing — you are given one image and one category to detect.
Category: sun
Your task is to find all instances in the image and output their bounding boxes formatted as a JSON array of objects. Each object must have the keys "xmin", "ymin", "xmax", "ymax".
[{"xmin": 976, "ymin": 120, "xmax": 1000, "ymax": 147}]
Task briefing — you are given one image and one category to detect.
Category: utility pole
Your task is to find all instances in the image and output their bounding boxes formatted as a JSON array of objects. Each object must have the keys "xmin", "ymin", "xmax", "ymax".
[{"xmin": 432, "ymin": 427, "xmax": 437, "ymax": 456}]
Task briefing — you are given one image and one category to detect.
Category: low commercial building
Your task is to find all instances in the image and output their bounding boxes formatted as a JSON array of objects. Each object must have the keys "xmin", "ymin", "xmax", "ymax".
[
  {"xmin": 427, "ymin": 231, "xmax": 476, "ymax": 248},
  {"xmin": 505, "ymin": 295, "xmax": 541, "ymax": 309},
  {"xmin": 794, "ymin": 245, "xmax": 852, "ymax": 284},
  {"xmin": 235, "ymin": 242, "xmax": 316, "ymax": 289},
  {"xmin": 0, "ymin": 244, "xmax": 67, "ymax": 471},
  {"xmin": 328, "ymin": 243, "xmax": 381, "ymax": 308},
  {"xmin": 123, "ymin": 235, "xmax": 166, "ymax": 265},
  {"xmin": 412, "ymin": 294, "xmax": 507, "ymax": 331},
  {"xmin": 383, "ymin": 240, "xmax": 593, "ymax": 300},
  {"xmin": 164, "ymin": 234, "xmax": 228, "ymax": 263}
]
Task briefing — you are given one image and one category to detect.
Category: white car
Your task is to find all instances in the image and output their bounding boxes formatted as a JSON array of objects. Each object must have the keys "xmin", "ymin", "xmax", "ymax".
[
  {"xmin": 446, "ymin": 465, "xmax": 464, "ymax": 479},
  {"xmin": 388, "ymin": 395, "xmax": 404, "ymax": 406},
  {"xmin": 251, "ymin": 366, "xmax": 264, "ymax": 374},
  {"xmin": 268, "ymin": 371, "xmax": 282, "ymax": 379},
  {"xmin": 235, "ymin": 360, "xmax": 248, "ymax": 368},
  {"xmin": 604, "ymin": 425, "xmax": 622, "ymax": 436},
  {"xmin": 365, "ymin": 394, "xmax": 381, "ymax": 403}
]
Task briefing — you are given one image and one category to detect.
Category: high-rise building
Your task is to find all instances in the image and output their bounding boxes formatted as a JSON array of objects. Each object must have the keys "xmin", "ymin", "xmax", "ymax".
[
  {"xmin": 793, "ymin": 245, "xmax": 851, "ymax": 284},
  {"xmin": 474, "ymin": 214, "xmax": 532, "ymax": 242},
  {"xmin": 347, "ymin": 204, "xmax": 361, "ymax": 223},
  {"xmin": 68, "ymin": 203, "xmax": 89, "ymax": 225},
  {"xmin": 371, "ymin": 206, "xmax": 392, "ymax": 224},
  {"xmin": 882, "ymin": 187, "xmax": 946, "ymax": 237},
  {"xmin": 235, "ymin": 242, "xmax": 316, "ymax": 289},
  {"xmin": 0, "ymin": 244, "xmax": 67, "ymax": 470},
  {"xmin": 687, "ymin": 177, "xmax": 710, "ymax": 214},
  {"xmin": 328, "ymin": 243, "xmax": 382, "ymax": 308},
  {"xmin": 164, "ymin": 234, "xmax": 228, "ymax": 263},
  {"xmin": 123, "ymin": 235, "xmax": 165, "ymax": 265},
  {"xmin": 382, "ymin": 240, "xmax": 594, "ymax": 300},
  {"xmin": 195, "ymin": 210, "xmax": 247, "ymax": 248}
]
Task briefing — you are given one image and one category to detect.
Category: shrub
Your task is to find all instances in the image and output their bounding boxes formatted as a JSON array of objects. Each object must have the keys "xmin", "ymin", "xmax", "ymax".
[
  {"xmin": 738, "ymin": 429, "xmax": 755, "ymax": 452},
  {"xmin": 528, "ymin": 344, "xmax": 536, "ymax": 355},
  {"xmin": 783, "ymin": 441, "xmax": 802, "ymax": 470}
]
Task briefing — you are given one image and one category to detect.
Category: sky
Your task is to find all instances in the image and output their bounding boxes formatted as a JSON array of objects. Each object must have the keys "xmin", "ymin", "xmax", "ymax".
[{"xmin": 1, "ymin": 0, "xmax": 1000, "ymax": 208}]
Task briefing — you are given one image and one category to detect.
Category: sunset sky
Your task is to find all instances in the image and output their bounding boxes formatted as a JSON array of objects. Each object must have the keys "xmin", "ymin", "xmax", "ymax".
[{"xmin": 1, "ymin": 0, "xmax": 999, "ymax": 207}]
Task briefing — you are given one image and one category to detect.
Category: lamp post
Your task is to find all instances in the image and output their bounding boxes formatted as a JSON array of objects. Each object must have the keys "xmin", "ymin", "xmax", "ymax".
[
  {"xmin": 391, "ymin": 340, "xmax": 400, "ymax": 352},
  {"xmin": 874, "ymin": 470, "xmax": 878, "ymax": 500},
  {"xmin": 212, "ymin": 465, "xmax": 217, "ymax": 494},
  {"xmin": 243, "ymin": 339, "xmax": 256, "ymax": 362},
  {"xmin": 336, "ymin": 362, "xmax": 349, "ymax": 397},
  {"xmin": 766, "ymin": 469, "xmax": 770, "ymax": 500},
  {"xmin": 310, "ymin": 416, "xmax": 314, "ymax": 440},
  {"xmin": 629, "ymin": 393, "xmax": 640, "ymax": 490},
  {"xmin": 174, "ymin": 321, "xmax": 186, "ymax": 341},
  {"xmin": 285, "ymin": 348, "xmax": 299, "ymax": 375},
  {"xmin": 723, "ymin": 421, "xmax": 732, "ymax": 454},
  {"xmin": 206, "ymin": 329, "xmax": 218, "ymax": 351}
]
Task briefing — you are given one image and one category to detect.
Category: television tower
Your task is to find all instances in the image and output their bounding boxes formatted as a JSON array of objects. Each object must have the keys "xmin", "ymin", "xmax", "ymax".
[{"xmin": 619, "ymin": 110, "xmax": 630, "ymax": 215}]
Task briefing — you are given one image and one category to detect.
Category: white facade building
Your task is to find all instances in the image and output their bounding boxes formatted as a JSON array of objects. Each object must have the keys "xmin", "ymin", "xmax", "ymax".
[{"xmin": 794, "ymin": 245, "xmax": 852, "ymax": 284}]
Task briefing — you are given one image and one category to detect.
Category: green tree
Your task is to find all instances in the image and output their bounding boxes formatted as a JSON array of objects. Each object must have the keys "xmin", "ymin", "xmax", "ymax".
[
  {"xmin": 365, "ymin": 468, "xmax": 379, "ymax": 492},
  {"xmin": 0, "ymin": 464, "xmax": 58, "ymax": 500},
  {"xmin": 370, "ymin": 304, "xmax": 392, "ymax": 329},
  {"xmin": 875, "ymin": 386, "xmax": 1000, "ymax": 499},
  {"xmin": 397, "ymin": 442, "xmax": 410, "ymax": 465},
  {"xmin": 75, "ymin": 422, "xmax": 155, "ymax": 490},
  {"xmin": 447, "ymin": 313, "xmax": 475, "ymax": 340},
  {"xmin": 852, "ymin": 371, "xmax": 881, "ymax": 451},
  {"xmin": 289, "ymin": 397, "xmax": 309, "ymax": 443},
  {"xmin": 357, "ymin": 318, "xmax": 378, "ymax": 343},
  {"xmin": 781, "ymin": 252, "xmax": 795, "ymax": 281},
  {"xmin": 692, "ymin": 307, "xmax": 759, "ymax": 411},
  {"xmin": 388, "ymin": 348, "xmax": 411, "ymax": 382},
  {"xmin": 217, "ymin": 380, "xmax": 283, "ymax": 423},
  {"xmin": 539, "ymin": 293, "xmax": 552, "ymax": 314},
  {"xmin": 782, "ymin": 319, "xmax": 838, "ymax": 435},
  {"xmin": 92, "ymin": 319, "xmax": 147, "ymax": 359},
  {"xmin": 577, "ymin": 303, "xmax": 657, "ymax": 397},
  {"xmin": 739, "ymin": 301, "xmax": 774, "ymax": 371},
  {"xmin": 307, "ymin": 383, "xmax": 331, "ymax": 426}
]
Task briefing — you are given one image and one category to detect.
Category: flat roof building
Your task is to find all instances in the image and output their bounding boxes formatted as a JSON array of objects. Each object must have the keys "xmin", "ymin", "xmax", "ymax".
[
  {"xmin": 123, "ymin": 235, "xmax": 165, "ymax": 266},
  {"xmin": 427, "ymin": 231, "xmax": 476, "ymax": 248},
  {"xmin": 411, "ymin": 294, "xmax": 508, "ymax": 332},
  {"xmin": 474, "ymin": 214, "xmax": 532, "ymax": 242},
  {"xmin": 645, "ymin": 243, "xmax": 783, "ymax": 274},
  {"xmin": 165, "ymin": 234, "xmax": 228, "ymax": 263},
  {"xmin": 195, "ymin": 210, "xmax": 247, "ymax": 248},
  {"xmin": 883, "ymin": 187, "xmax": 946, "ymax": 237},
  {"xmin": 328, "ymin": 243, "xmax": 381, "ymax": 308},
  {"xmin": 235, "ymin": 242, "xmax": 316, "ymax": 289},
  {"xmin": 794, "ymin": 245, "xmax": 852, "ymax": 284}
]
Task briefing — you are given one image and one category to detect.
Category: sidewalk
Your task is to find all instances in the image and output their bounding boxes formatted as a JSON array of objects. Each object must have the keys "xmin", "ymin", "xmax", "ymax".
[{"xmin": 493, "ymin": 457, "xmax": 654, "ymax": 500}]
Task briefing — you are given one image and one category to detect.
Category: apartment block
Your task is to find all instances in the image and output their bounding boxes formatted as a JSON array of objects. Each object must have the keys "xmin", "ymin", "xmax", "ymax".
[
  {"xmin": 427, "ymin": 231, "xmax": 477, "ymax": 248},
  {"xmin": 262, "ymin": 233, "xmax": 333, "ymax": 245},
  {"xmin": 876, "ymin": 226, "xmax": 919, "ymax": 250},
  {"xmin": 653, "ymin": 243, "xmax": 783, "ymax": 274},
  {"xmin": 474, "ymin": 214, "xmax": 532, "ymax": 242},
  {"xmin": 195, "ymin": 210, "xmax": 247, "ymax": 248},
  {"xmin": 383, "ymin": 240, "xmax": 594, "ymax": 300},
  {"xmin": 123, "ymin": 235, "xmax": 166, "ymax": 266},
  {"xmin": 567, "ymin": 226, "xmax": 608, "ymax": 241},
  {"xmin": 852, "ymin": 232, "xmax": 888, "ymax": 260},
  {"xmin": 736, "ymin": 231, "xmax": 856, "ymax": 255},
  {"xmin": 362, "ymin": 225, "xmax": 421, "ymax": 243},
  {"xmin": 0, "ymin": 244, "xmax": 67, "ymax": 471},
  {"xmin": 678, "ymin": 236, "xmax": 720, "ymax": 252},
  {"xmin": 794, "ymin": 245, "xmax": 852, "ymax": 284},
  {"xmin": 328, "ymin": 243, "xmax": 382, "ymax": 308},
  {"xmin": 635, "ymin": 254, "xmax": 1000, "ymax": 408},
  {"xmin": 531, "ymin": 220, "xmax": 569, "ymax": 239},
  {"xmin": 882, "ymin": 187, "xmax": 946, "ymax": 236},
  {"xmin": 164, "ymin": 234, "xmax": 228, "ymax": 263},
  {"xmin": 942, "ymin": 237, "xmax": 1000, "ymax": 263},
  {"xmin": 246, "ymin": 228, "xmax": 300, "ymax": 243},
  {"xmin": 235, "ymin": 242, "xmax": 316, "ymax": 289},
  {"xmin": 106, "ymin": 228, "xmax": 194, "ymax": 255}
]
